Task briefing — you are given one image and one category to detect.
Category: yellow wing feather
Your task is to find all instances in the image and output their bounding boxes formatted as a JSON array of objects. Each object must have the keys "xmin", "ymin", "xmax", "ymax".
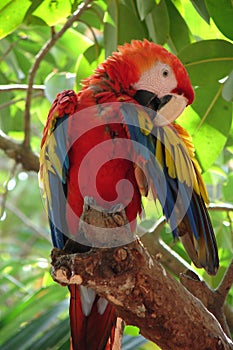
[{"xmin": 155, "ymin": 123, "xmax": 209, "ymax": 203}]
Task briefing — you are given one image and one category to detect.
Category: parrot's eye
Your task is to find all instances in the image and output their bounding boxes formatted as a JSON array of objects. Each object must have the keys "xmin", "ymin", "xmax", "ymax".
[{"xmin": 162, "ymin": 68, "xmax": 169, "ymax": 77}]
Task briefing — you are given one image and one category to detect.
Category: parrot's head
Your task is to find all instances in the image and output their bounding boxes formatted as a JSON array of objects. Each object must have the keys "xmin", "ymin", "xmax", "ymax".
[{"xmin": 105, "ymin": 40, "xmax": 194, "ymax": 125}]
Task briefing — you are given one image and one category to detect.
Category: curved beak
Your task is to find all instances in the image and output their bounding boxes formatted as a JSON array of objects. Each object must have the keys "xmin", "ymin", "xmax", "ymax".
[
  {"xmin": 134, "ymin": 90, "xmax": 188, "ymax": 126},
  {"xmin": 154, "ymin": 93, "xmax": 188, "ymax": 126}
]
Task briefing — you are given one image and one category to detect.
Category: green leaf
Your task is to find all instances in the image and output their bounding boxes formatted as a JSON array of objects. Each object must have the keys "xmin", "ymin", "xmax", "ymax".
[
  {"xmin": 223, "ymin": 173, "xmax": 233, "ymax": 203},
  {"xmin": 44, "ymin": 72, "xmax": 76, "ymax": 102},
  {"xmin": 79, "ymin": 3, "xmax": 105, "ymax": 29},
  {"xmin": 0, "ymin": 301, "xmax": 68, "ymax": 350},
  {"xmin": 0, "ymin": 285, "xmax": 67, "ymax": 344},
  {"xmin": 165, "ymin": 0, "xmax": 192, "ymax": 53},
  {"xmin": 205, "ymin": 0, "xmax": 233, "ymax": 40},
  {"xmin": 75, "ymin": 48, "xmax": 105, "ymax": 89},
  {"xmin": 84, "ymin": 44, "xmax": 102, "ymax": 64},
  {"xmin": 145, "ymin": 0, "xmax": 169, "ymax": 45},
  {"xmin": 104, "ymin": 0, "xmax": 146, "ymax": 57},
  {"xmin": 190, "ymin": 0, "xmax": 210, "ymax": 23},
  {"xmin": 31, "ymin": 0, "xmax": 72, "ymax": 26},
  {"xmin": 136, "ymin": 0, "xmax": 155, "ymax": 20},
  {"xmin": 31, "ymin": 317, "xmax": 70, "ymax": 350},
  {"xmin": 56, "ymin": 28, "xmax": 93, "ymax": 61},
  {"xmin": 179, "ymin": 40, "xmax": 233, "ymax": 86},
  {"xmin": 222, "ymin": 70, "xmax": 233, "ymax": 102},
  {"xmin": 178, "ymin": 84, "xmax": 232, "ymax": 171},
  {"xmin": 0, "ymin": 0, "xmax": 31, "ymax": 39}
]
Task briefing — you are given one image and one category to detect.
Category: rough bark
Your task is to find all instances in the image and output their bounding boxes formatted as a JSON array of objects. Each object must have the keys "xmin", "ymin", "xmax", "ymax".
[
  {"xmin": 0, "ymin": 131, "xmax": 39, "ymax": 172},
  {"xmin": 50, "ymin": 203, "xmax": 233, "ymax": 350},
  {"xmin": 51, "ymin": 242, "xmax": 232, "ymax": 350}
]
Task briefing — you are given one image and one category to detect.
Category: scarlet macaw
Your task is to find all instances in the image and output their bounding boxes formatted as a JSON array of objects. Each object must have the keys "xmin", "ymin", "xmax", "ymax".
[{"xmin": 39, "ymin": 40, "xmax": 219, "ymax": 350}]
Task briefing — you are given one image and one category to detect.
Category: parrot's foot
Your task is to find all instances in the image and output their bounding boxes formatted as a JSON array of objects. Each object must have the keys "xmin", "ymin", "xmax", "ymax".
[{"xmin": 78, "ymin": 196, "xmax": 134, "ymax": 248}]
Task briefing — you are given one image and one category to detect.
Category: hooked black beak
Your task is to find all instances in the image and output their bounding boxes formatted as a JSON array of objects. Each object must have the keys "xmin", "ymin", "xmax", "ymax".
[
  {"xmin": 134, "ymin": 89, "xmax": 188, "ymax": 126},
  {"xmin": 134, "ymin": 90, "xmax": 172, "ymax": 112}
]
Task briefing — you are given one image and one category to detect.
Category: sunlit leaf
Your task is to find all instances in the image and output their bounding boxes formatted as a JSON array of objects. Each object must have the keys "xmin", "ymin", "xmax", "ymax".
[
  {"xmin": 31, "ymin": 0, "xmax": 72, "ymax": 26},
  {"xmin": 0, "ymin": 0, "xmax": 31, "ymax": 39},
  {"xmin": 44, "ymin": 71, "xmax": 76, "ymax": 102},
  {"xmin": 178, "ymin": 83, "xmax": 232, "ymax": 171},
  {"xmin": 75, "ymin": 48, "xmax": 105, "ymax": 89},
  {"xmin": 190, "ymin": 0, "xmax": 210, "ymax": 23},
  {"xmin": 56, "ymin": 28, "xmax": 93, "ymax": 58},
  {"xmin": 223, "ymin": 173, "xmax": 233, "ymax": 203}
]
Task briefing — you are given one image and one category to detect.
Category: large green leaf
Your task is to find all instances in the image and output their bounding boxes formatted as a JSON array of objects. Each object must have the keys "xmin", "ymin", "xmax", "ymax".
[
  {"xmin": 0, "ymin": 285, "xmax": 67, "ymax": 343},
  {"xmin": 179, "ymin": 40, "xmax": 233, "ymax": 85},
  {"xmin": 223, "ymin": 173, "xmax": 233, "ymax": 203},
  {"xmin": 79, "ymin": 2, "xmax": 105, "ymax": 29},
  {"xmin": 190, "ymin": 0, "xmax": 210, "ymax": 23},
  {"xmin": 31, "ymin": 317, "xmax": 70, "ymax": 350},
  {"xmin": 178, "ymin": 84, "xmax": 232, "ymax": 171},
  {"xmin": 104, "ymin": 0, "xmax": 146, "ymax": 57},
  {"xmin": 0, "ymin": 0, "xmax": 31, "ymax": 39},
  {"xmin": 222, "ymin": 70, "xmax": 233, "ymax": 102},
  {"xmin": 165, "ymin": 0, "xmax": 192, "ymax": 53},
  {"xmin": 205, "ymin": 0, "xmax": 233, "ymax": 40},
  {"xmin": 0, "ymin": 301, "xmax": 68, "ymax": 350},
  {"xmin": 31, "ymin": 0, "xmax": 72, "ymax": 26},
  {"xmin": 56, "ymin": 28, "xmax": 93, "ymax": 59},
  {"xmin": 75, "ymin": 47, "xmax": 105, "ymax": 89},
  {"xmin": 145, "ymin": 0, "xmax": 169, "ymax": 45},
  {"xmin": 136, "ymin": 0, "xmax": 155, "ymax": 20}
]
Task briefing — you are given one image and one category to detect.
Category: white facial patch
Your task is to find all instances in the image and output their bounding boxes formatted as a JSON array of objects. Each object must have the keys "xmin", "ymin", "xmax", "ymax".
[{"xmin": 133, "ymin": 61, "xmax": 177, "ymax": 98}]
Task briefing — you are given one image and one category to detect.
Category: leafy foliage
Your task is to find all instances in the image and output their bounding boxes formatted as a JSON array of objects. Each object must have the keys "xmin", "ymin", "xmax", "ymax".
[{"xmin": 0, "ymin": 0, "xmax": 232, "ymax": 349}]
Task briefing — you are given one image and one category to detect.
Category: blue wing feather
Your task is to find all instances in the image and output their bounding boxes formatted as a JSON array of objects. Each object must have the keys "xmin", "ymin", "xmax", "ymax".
[
  {"xmin": 120, "ymin": 101, "xmax": 218, "ymax": 274},
  {"xmin": 40, "ymin": 113, "xmax": 70, "ymax": 249}
]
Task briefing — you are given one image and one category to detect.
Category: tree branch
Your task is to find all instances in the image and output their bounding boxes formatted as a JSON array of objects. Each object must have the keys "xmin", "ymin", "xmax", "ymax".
[
  {"xmin": 50, "ymin": 203, "xmax": 233, "ymax": 350},
  {"xmin": 0, "ymin": 131, "xmax": 39, "ymax": 172},
  {"xmin": 23, "ymin": 0, "xmax": 93, "ymax": 149},
  {"xmin": 208, "ymin": 203, "xmax": 233, "ymax": 212},
  {"xmin": 180, "ymin": 260, "xmax": 233, "ymax": 338},
  {"xmin": 140, "ymin": 218, "xmax": 198, "ymax": 276},
  {"xmin": 0, "ymin": 84, "xmax": 45, "ymax": 92},
  {"xmin": 51, "ymin": 242, "xmax": 233, "ymax": 350}
]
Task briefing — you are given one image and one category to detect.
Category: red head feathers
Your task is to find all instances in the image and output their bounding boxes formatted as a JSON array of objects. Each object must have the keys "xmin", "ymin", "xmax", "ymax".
[{"xmin": 83, "ymin": 39, "xmax": 194, "ymax": 106}]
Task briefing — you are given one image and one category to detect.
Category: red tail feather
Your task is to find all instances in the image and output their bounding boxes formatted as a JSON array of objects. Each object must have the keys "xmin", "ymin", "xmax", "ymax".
[{"xmin": 69, "ymin": 285, "xmax": 122, "ymax": 350}]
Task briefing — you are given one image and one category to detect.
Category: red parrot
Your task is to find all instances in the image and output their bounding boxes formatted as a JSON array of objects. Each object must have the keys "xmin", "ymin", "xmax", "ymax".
[{"xmin": 39, "ymin": 40, "xmax": 219, "ymax": 350}]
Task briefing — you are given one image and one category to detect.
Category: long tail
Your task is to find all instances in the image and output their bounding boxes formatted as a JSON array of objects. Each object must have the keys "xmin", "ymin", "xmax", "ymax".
[{"xmin": 69, "ymin": 285, "xmax": 123, "ymax": 350}]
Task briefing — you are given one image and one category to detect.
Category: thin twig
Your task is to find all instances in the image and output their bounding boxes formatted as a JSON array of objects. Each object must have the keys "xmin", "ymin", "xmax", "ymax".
[
  {"xmin": 0, "ymin": 162, "xmax": 19, "ymax": 218},
  {"xmin": 217, "ymin": 259, "xmax": 233, "ymax": 304},
  {"xmin": 208, "ymin": 203, "xmax": 233, "ymax": 212},
  {"xmin": 23, "ymin": 0, "xmax": 93, "ymax": 149},
  {"xmin": 0, "ymin": 84, "xmax": 45, "ymax": 92},
  {"xmin": 0, "ymin": 36, "xmax": 28, "ymax": 63},
  {"xmin": 0, "ymin": 92, "xmax": 44, "ymax": 110},
  {"xmin": 5, "ymin": 201, "xmax": 49, "ymax": 241}
]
